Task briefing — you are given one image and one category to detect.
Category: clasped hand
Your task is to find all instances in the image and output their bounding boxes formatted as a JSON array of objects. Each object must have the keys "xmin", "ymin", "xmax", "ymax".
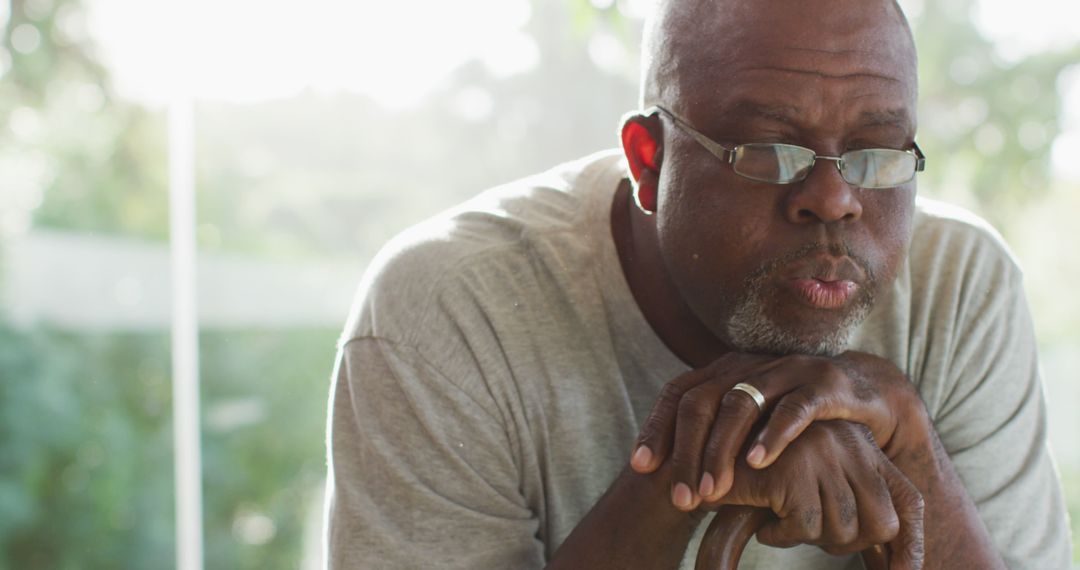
[{"xmin": 630, "ymin": 352, "xmax": 926, "ymax": 567}]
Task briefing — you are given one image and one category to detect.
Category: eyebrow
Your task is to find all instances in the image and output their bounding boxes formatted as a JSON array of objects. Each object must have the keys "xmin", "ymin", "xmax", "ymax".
[
  {"xmin": 726, "ymin": 101, "xmax": 911, "ymax": 129},
  {"xmin": 857, "ymin": 108, "xmax": 911, "ymax": 129},
  {"xmin": 727, "ymin": 100, "xmax": 801, "ymax": 125}
]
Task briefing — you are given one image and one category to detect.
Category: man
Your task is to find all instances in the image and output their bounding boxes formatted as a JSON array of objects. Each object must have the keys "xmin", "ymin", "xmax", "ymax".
[{"xmin": 325, "ymin": 0, "xmax": 1071, "ymax": 568}]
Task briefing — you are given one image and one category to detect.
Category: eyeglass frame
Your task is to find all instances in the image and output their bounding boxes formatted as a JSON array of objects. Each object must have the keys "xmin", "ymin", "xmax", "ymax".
[{"xmin": 642, "ymin": 105, "xmax": 926, "ymax": 189}]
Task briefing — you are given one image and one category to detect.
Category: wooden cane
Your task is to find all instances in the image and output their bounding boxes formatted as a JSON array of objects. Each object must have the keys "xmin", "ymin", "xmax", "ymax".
[{"xmin": 694, "ymin": 505, "xmax": 890, "ymax": 570}]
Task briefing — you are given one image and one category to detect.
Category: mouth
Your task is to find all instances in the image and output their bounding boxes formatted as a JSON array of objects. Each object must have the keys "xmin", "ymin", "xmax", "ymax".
[
  {"xmin": 780, "ymin": 252, "xmax": 868, "ymax": 310},
  {"xmin": 727, "ymin": 244, "xmax": 878, "ymax": 356},
  {"xmin": 788, "ymin": 278, "xmax": 859, "ymax": 309}
]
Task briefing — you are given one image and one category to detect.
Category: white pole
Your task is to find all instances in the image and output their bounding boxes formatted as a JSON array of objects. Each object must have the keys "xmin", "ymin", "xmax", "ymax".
[{"xmin": 169, "ymin": 65, "xmax": 204, "ymax": 570}]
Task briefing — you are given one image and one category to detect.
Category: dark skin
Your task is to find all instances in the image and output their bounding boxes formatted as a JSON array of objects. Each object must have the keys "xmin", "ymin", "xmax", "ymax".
[{"xmin": 548, "ymin": 0, "xmax": 1005, "ymax": 568}]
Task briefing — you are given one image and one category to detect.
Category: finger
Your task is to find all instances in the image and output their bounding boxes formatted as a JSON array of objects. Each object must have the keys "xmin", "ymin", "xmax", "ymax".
[
  {"xmin": 634, "ymin": 354, "xmax": 780, "ymax": 475},
  {"xmin": 631, "ymin": 369, "xmax": 708, "ymax": 474},
  {"xmin": 818, "ymin": 475, "xmax": 860, "ymax": 547},
  {"xmin": 850, "ymin": 457, "xmax": 901, "ymax": 547},
  {"xmin": 736, "ymin": 355, "xmax": 842, "ymax": 469},
  {"xmin": 671, "ymin": 383, "xmax": 731, "ymax": 510},
  {"xmin": 747, "ymin": 384, "xmax": 830, "ymax": 470},
  {"xmin": 756, "ymin": 479, "xmax": 824, "ymax": 547},
  {"xmin": 748, "ymin": 359, "xmax": 895, "ymax": 469},
  {"xmin": 756, "ymin": 499, "xmax": 824, "ymax": 548},
  {"xmin": 880, "ymin": 462, "xmax": 925, "ymax": 570},
  {"xmin": 699, "ymin": 387, "xmax": 764, "ymax": 501},
  {"xmin": 813, "ymin": 467, "xmax": 897, "ymax": 558}
]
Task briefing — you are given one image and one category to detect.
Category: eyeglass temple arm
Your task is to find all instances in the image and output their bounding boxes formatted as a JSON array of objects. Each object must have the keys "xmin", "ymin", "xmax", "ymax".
[{"xmin": 642, "ymin": 106, "xmax": 737, "ymax": 165}]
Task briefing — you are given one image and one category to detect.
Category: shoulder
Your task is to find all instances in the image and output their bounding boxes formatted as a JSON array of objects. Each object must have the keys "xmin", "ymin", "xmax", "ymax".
[
  {"xmin": 908, "ymin": 197, "xmax": 1023, "ymax": 289},
  {"xmin": 341, "ymin": 151, "xmax": 623, "ymax": 347},
  {"xmin": 856, "ymin": 197, "xmax": 1029, "ymax": 387}
]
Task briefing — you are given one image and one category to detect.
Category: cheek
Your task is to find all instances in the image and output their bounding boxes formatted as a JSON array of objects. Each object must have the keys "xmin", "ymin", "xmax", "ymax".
[
  {"xmin": 863, "ymin": 190, "xmax": 915, "ymax": 284},
  {"xmin": 654, "ymin": 164, "xmax": 778, "ymax": 322},
  {"xmin": 658, "ymin": 177, "xmax": 773, "ymax": 273}
]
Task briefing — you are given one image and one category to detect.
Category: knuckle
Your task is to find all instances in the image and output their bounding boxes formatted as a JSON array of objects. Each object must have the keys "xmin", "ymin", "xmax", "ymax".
[
  {"xmin": 909, "ymin": 486, "xmax": 925, "ymax": 508},
  {"xmin": 865, "ymin": 512, "xmax": 901, "ymax": 543},
  {"xmin": 837, "ymin": 500, "xmax": 859, "ymax": 540},
  {"xmin": 702, "ymin": 431, "xmax": 735, "ymax": 460},
  {"xmin": 909, "ymin": 492, "xmax": 926, "ymax": 517},
  {"xmin": 637, "ymin": 414, "xmax": 666, "ymax": 443},
  {"xmin": 895, "ymin": 480, "xmax": 925, "ymax": 514},
  {"xmin": 657, "ymin": 382, "xmax": 687, "ymax": 408},
  {"xmin": 810, "ymin": 356, "xmax": 836, "ymax": 376},
  {"xmin": 796, "ymin": 505, "xmax": 823, "ymax": 540},
  {"xmin": 677, "ymin": 389, "xmax": 716, "ymax": 421},
  {"xmin": 771, "ymin": 397, "xmax": 813, "ymax": 425},
  {"xmin": 821, "ymin": 362, "xmax": 845, "ymax": 386},
  {"xmin": 639, "ymin": 382, "xmax": 692, "ymax": 443}
]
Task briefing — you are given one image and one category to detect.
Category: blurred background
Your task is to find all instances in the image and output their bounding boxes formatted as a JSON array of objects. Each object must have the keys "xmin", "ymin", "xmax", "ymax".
[{"xmin": 0, "ymin": 0, "xmax": 1077, "ymax": 567}]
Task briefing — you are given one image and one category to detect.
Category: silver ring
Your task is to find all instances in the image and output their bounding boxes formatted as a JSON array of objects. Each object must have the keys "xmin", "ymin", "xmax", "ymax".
[{"xmin": 730, "ymin": 382, "xmax": 766, "ymax": 412}]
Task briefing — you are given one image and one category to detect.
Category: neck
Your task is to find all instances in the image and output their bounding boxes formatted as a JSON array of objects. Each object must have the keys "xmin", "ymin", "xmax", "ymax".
[{"xmin": 610, "ymin": 179, "xmax": 728, "ymax": 369}]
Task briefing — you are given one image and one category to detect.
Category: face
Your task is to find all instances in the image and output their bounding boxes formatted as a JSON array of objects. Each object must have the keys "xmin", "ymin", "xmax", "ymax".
[{"xmin": 653, "ymin": 0, "xmax": 918, "ymax": 356}]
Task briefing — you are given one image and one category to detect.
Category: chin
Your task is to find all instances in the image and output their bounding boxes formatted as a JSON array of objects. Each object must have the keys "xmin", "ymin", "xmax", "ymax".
[{"xmin": 724, "ymin": 292, "xmax": 873, "ymax": 357}]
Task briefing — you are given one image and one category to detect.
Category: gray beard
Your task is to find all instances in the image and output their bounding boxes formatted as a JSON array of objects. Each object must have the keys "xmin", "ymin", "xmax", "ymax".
[
  {"xmin": 724, "ymin": 244, "xmax": 876, "ymax": 356},
  {"xmin": 725, "ymin": 288, "xmax": 873, "ymax": 356}
]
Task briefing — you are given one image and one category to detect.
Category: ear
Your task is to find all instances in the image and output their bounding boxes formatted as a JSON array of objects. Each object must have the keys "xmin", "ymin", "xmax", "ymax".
[{"xmin": 620, "ymin": 116, "xmax": 663, "ymax": 214}]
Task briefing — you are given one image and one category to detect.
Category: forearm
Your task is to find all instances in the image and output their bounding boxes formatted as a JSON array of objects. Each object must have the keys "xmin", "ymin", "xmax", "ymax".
[
  {"xmin": 891, "ymin": 407, "xmax": 1005, "ymax": 569},
  {"xmin": 547, "ymin": 465, "xmax": 703, "ymax": 569}
]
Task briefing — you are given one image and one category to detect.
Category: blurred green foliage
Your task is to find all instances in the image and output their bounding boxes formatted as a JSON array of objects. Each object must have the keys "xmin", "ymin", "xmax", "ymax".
[
  {"xmin": 0, "ymin": 322, "xmax": 174, "ymax": 569},
  {"xmin": 1064, "ymin": 466, "xmax": 1080, "ymax": 562},
  {"xmin": 910, "ymin": 0, "xmax": 1080, "ymax": 232},
  {"xmin": 1, "ymin": 0, "xmax": 169, "ymax": 243},
  {"xmin": 0, "ymin": 323, "xmax": 336, "ymax": 569}
]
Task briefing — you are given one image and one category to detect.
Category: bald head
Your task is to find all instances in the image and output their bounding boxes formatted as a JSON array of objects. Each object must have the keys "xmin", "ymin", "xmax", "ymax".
[{"xmin": 639, "ymin": 0, "xmax": 917, "ymax": 112}]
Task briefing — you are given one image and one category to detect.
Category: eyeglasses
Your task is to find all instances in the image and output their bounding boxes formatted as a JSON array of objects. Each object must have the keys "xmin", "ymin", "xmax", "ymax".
[{"xmin": 645, "ymin": 105, "xmax": 926, "ymax": 189}]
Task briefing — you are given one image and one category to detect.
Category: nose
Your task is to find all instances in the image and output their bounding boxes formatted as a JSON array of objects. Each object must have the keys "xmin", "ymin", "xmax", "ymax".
[{"xmin": 783, "ymin": 157, "xmax": 863, "ymax": 224}]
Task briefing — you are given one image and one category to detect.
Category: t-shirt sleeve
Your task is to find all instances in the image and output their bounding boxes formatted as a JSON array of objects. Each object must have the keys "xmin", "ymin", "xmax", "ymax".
[
  {"xmin": 929, "ymin": 265, "xmax": 1072, "ymax": 569},
  {"xmin": 325, "ymin": 336, "xmax": 545, "ymax": 569}
]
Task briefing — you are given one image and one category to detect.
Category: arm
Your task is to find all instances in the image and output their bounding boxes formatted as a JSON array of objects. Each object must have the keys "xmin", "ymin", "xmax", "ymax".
[
  {"xmin": 548, "ymin": 462, "xmax": 703, "ymax": 569},
  {"xmin": 886, "ymin": 397, "xmax": 1002, "ymax": 569},
  {"xmin": 326, "ymin": 337, "xmax": 545, "ymax": 569}
]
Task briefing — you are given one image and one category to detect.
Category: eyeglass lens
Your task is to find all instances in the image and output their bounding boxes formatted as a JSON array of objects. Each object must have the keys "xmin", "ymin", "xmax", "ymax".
[{"xmin": 732, "ymin": 144, "xmax": 917, "ymax": 188}]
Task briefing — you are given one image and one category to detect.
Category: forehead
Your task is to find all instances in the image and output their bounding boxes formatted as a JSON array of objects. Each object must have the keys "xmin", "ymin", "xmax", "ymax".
[{"xmin": 661, "ymin": 0, "xmax": 917, "ymax": 130}]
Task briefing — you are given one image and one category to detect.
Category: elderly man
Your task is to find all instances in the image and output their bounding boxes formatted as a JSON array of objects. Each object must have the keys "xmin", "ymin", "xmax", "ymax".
[{"xmin": 325, "ymin": 0, "xmax": 1071, "ymax": 568}]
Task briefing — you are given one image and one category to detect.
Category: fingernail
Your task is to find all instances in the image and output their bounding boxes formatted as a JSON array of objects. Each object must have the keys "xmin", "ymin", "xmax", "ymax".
[
  {"xmin": 698, "ymin": 472, "xmax": 715, "ymax": 497},
  {"xmin": 631, "ymin": 445, "xmax": 652, "ymax": 470},
  {"xmin": 672, "ymin": 482, "xmax": 693, "ymax": 509},
  {"xmin": 747, "ymin": 444, "xmax": 766, "ymax": 467}
]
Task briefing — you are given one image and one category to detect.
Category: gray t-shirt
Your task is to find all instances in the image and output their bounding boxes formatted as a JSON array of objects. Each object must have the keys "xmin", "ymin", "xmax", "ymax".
[{"xmin": 326, "ymin": 151, "xmax": 1071, "ymax": 569}]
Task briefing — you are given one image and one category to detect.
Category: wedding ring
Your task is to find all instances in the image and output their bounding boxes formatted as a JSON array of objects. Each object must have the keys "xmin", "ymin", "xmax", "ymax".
[{"xmin": 730, "ymin": 382, "xmax": 766, "ymax": 412}]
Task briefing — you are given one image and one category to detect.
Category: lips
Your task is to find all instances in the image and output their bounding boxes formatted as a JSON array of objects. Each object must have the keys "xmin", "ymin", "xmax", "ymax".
[
  {"xmin": 790, "ymin": 278, "xmax": 858, "ymax": 309},
  {"xmin": 781, "ymin": 253, "xmax": 867, "ymax": 310}
]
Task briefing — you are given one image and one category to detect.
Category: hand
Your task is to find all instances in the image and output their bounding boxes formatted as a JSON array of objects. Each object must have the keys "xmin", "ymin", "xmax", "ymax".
[
  {"xmin": 704, "ymin": 420, "xmax": 925, "ymax": 568},
  {"xmin": 629, "ymin": 351, "xmax": 923, "ymax": 506}
]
